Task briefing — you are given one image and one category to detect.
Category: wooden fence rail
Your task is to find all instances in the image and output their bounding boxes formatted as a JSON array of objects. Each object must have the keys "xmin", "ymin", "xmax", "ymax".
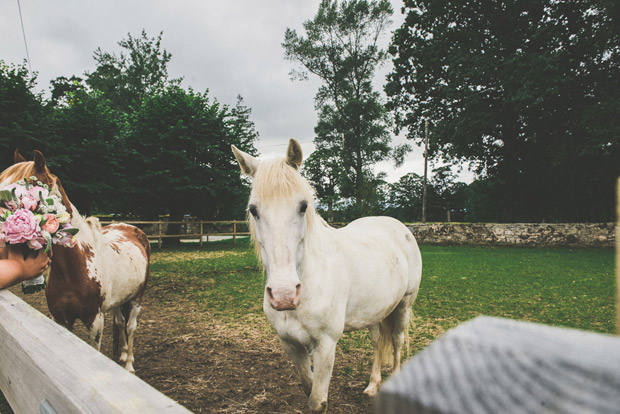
[
  {"xmin": 0, "ymin": 290, "xmax": 192, "ymax": 414},
  {"xmin": 99, "ymin": 220, "xmax": 251, "ymax": 249}
]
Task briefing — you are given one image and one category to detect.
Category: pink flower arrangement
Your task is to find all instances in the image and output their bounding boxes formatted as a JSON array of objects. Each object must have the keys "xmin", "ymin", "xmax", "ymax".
[{"xmin": 0, "ymin": 177, "xmax": 79, "ymax": 253}]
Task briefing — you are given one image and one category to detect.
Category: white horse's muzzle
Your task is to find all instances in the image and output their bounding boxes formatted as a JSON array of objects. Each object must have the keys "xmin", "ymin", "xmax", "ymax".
[{"xmin": 266, "ymin": 281, "xmax": 301, "ymax": 311}]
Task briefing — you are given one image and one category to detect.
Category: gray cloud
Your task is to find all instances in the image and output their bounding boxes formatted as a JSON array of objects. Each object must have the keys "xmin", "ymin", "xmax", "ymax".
[{"xmin": 1, "ymin": 0, "xmax": 472, "ymax": 183}]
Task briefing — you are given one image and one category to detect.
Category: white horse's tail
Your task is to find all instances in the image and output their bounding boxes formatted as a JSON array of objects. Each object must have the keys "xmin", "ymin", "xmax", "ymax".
[{"xmin": 377, "ymin": 309, "xmax": 412, "ymax": 366}]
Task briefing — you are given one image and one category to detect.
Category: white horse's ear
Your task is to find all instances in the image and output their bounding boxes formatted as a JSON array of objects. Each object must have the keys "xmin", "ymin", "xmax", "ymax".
[
  {"xmin": 231, "ymin": 145, "xmax": 259, "ymax": 177},
  {"xmin": 286, "ymin": 139, "xmax": 303, "ymax": 169}
]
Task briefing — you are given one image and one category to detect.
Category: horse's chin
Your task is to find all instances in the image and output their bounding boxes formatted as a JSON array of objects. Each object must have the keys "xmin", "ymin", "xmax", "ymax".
[{"xmin": 270, "ymin": 302, "xmax": 299, "ymax": 311}]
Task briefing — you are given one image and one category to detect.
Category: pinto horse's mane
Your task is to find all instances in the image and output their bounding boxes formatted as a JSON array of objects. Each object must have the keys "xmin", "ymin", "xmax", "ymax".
[
  {"xmin": 0, "ymin": 161, "xmax": 38, "ymax": 186},
  {"xmin": 0, "ymin": 161, "xmax": 99, "ymax": 243},
  {"xmin": 0, "ymin": 160, "xmax": 73, "ymax": 214}
]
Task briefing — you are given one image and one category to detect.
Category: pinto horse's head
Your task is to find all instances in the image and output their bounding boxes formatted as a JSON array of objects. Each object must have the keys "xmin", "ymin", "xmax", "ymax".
[
  {"xmin": 232, "ymin": 139, "xmax": 314, "ymax": 311},
  {"xmin": 1, "ymin": 150, "xmax": 73, "ymax": 215}
]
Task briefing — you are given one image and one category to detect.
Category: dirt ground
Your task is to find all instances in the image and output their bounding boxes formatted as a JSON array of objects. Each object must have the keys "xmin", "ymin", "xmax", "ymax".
[{"xmin": 7, "ymin": 281, "xmax": 379, "ymax": 414}]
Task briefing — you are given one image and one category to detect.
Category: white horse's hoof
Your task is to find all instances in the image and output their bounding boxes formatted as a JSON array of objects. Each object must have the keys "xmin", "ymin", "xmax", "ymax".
[
  {"xmin": 309, "ymin": 400, "xmax": 327, "ymax": 414},
  {"xmin": 363, "ymin": 384, "xmax": 378, "ymax": 397}
]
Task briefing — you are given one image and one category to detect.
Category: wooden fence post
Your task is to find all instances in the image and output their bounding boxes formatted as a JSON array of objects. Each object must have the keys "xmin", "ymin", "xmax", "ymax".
[
  {"xmin": 233, "ymin": 221, "xmax": 237, "ymax": 245},
  {"xmin": 157, "ymin": 221, "xmax": 162, "ymax": 249},
  {"xmin": 616, "ymin": 178, "xmax": 620, "ymax": 335},
  {"xmin": 200, "ymin": 221, "xmax": 204, "ymax": 248}
]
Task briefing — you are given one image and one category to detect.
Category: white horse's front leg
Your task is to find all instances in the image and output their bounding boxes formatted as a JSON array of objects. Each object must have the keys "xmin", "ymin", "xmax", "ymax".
[
  {"xmin": 281, "ymin": 339, "xmax": 313, "ymax": 396},
  {"xmin": 309, "ymin": 338, "xmax": 337, "ymax": 413}
]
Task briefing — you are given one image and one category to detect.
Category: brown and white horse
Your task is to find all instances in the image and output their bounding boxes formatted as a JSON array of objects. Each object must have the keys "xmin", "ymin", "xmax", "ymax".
[{"xmin": 0, "ymin": 150, "xmax": 150, "ymax": 372}]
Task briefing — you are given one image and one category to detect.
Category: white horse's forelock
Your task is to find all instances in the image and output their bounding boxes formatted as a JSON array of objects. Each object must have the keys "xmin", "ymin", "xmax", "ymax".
[{"xmin": 249, "ymin": 156, "xmax": 318, "ymax": 262}]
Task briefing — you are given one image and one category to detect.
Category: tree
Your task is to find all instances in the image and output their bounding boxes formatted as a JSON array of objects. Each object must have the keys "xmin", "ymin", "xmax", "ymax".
[
  {"xmin": 86, "ymin": 30, "xmax": 180, "ymax": 112},
  {"xmin": 428, "ymin": 166, "xmax": 466, "ymax": 222},
  {"xmin": 48, "ymin": 85, "xmax": 125, "ymax": 214},
  {"xmin": 122, "ymin": 85, "xmax": 257, "ymax": 243},
  {"xmin": 385, "ymin": 172, "xmax": 424, "ymax": 222},
  {"xmin": 0, "ymin": 61, "xmax": 50, "ymax": 168},
  {"xmin": 302, "ymin": 142, "xmax": 342, "ymax": 221},
  {"xmin": 283, "ymin": 0, "xmax": 405, "ymax": 217},
  {"xmin": 387, "ymin": 0, "xmax": 620, "ymax": 222}
]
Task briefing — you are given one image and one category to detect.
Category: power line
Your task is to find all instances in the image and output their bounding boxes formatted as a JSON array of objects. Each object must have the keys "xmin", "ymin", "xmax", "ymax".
[{"xmin": 17, "ymin": 0, "xmax": 33, "ymax": 76}]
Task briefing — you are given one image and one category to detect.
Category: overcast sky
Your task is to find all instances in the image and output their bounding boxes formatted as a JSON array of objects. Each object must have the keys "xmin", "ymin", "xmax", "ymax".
[{"xmin": 1, "ymin": 0, "xmax": 473, "ymax": 183}]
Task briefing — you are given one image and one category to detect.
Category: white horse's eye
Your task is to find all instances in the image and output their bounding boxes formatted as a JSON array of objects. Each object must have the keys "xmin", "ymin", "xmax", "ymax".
[
  {"xmin": 249, "ymin": 204, "xmax": 259, "ymax": 219},
  {"xmin": 299, "ymin": 200, "xmax": 308, "ymax": 214}
]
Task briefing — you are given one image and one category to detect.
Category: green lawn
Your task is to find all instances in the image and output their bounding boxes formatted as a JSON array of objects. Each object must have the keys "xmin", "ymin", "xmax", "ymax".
[{"xmin": 148, "ymin": 240, "xmax": 616, "ymax": 353}]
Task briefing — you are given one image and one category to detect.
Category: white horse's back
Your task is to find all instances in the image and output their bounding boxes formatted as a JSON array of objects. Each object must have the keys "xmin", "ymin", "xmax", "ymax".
[{"xmin": 333, "ymin": 216, "xmax": 421, "ymax": 331}]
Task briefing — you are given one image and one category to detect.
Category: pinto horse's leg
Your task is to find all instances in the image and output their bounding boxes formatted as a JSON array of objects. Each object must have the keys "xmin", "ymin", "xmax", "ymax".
[
  {"xmin": 308, "ymin": 337, "xmax": 337, "ymax": 413},
  {"xmin": 363, "ymin": 324, "xmax": 382, "ymax": 397},
  {"xmin": 88, "ymin": 311, "xmax": 105, "ymax": 351},
  {"xmin": 112, "ymin": 307, "xmax": 129, "ymax": 363},
  {"xmin": 281, "ymin": 339, "xmax": 313, "ymax": 397},
  {"xmin": 123, "ymin": 301, "xmax": 142, "ymax": 373}
]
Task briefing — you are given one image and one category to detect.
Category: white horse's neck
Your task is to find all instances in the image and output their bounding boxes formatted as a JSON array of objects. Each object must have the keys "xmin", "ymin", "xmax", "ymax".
[{"xmin": 300, "ymin": 210, "xmax": 333, "ymax": 270}]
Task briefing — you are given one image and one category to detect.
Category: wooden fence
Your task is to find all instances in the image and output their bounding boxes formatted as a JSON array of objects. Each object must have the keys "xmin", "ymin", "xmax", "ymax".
[
  {"xmin": 100, "ymin": 220, "xmax": 251, "ymax": 249},
  {"xmin": 0, "ymin": 290, "xmax": 191, "ymax": 414}
]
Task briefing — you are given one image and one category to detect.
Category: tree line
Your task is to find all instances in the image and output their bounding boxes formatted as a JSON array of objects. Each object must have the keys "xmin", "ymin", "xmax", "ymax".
[
  {"xmin": 287, "ymin": 0, "xmax": 619, "ymax": 222},
  {"xmin": 1, "ymin": 31, "xmax": 258, "ymax": 225},
  {"xmin": 2, "ymin": 0, "xmax": 618, "ymax": 224}
]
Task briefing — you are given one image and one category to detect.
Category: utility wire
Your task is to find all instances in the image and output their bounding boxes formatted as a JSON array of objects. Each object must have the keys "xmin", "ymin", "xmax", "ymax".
[{"xmin": 17, "ymin": 0, "xmax": 33, "ymax": 76}]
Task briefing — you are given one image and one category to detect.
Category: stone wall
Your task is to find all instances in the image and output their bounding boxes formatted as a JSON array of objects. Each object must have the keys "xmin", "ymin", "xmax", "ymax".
[{"xmin": 406, "ymin": 223, "xmax": 615, "ymax": 248}]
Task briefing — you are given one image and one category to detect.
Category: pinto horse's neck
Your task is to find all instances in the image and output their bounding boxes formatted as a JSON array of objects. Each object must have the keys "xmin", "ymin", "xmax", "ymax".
[{"xmin": 48, "ymin": 203, "xmax": 99, "ymax": 282}]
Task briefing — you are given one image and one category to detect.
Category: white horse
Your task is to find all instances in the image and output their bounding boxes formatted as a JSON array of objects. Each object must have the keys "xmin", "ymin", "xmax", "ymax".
[
  {"xmin": 232, "ymin": 139, "xmax": 422, "ymax": 413},
  {"xmin": 1, "ymin": 150, "xmax": 150, "ymax": 372}
]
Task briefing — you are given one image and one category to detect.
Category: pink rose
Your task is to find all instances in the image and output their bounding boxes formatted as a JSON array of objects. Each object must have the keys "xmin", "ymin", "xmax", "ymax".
[
  {"xmin": 29, "ymin": 186, "xmax": 49, "ymax": 200},
  {"xmin": 21, "ymin": 195, "xmax": 39, "ymax": 211},
  {"xmin": 41, "ymin": 214, "xmax": 59, "ymax": 233},
  {"xmin": 5, "ymin": 183, "xmax": 27, "ymax": 199},
  {"xmin": 1, "ymin": 209, "xmax": 41, "ymax": 245}
]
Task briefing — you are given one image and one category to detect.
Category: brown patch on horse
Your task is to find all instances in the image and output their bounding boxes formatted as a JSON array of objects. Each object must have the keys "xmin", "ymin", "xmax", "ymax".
[
  {"xmin": 109, "ymin": 241, "xmax": 122, "ymax": 254},
  {"xmin": 46, "ymin": 243, "xmax": 103, "ymax": 330},
  {"xmin": 104, "ymin": 223, "xmax": 151, "ymax": 261}
]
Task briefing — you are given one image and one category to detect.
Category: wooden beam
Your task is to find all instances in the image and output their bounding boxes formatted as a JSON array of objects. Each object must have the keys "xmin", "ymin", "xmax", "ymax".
[
  {"xmin": 617, "ymin": 177, "xmax": 620, "ymax": 335},
  {"xmin": 375, "ymin": 316, "xmax": 620, "ymax": 414},
  {"xmin": 0, "ymin": 291, "xmax": 191, "ymax": 414}
]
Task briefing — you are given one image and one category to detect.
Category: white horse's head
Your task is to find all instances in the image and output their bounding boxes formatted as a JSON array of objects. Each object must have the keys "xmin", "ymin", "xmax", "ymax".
[{"xmin": 232, "ymin": 139, "xmax": 314, "ymax": 311}]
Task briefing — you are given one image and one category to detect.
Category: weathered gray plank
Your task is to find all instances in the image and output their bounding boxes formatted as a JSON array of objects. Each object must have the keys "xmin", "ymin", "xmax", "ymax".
[
  {"xmin": 0, "ymin": 290, "xmax": 192, "ymax": 414},
  {"xmin": 375, "ymin": 316, "xmax": 620, "ymax": 414}
]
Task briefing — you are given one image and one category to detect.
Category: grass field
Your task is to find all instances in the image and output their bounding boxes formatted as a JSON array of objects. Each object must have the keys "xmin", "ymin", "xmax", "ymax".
[
  {"xmin": 1, "ymin": 240, "xmax": 615, "ymax": 412},
  {"xmin": 148, "ymin": 239, "xmax": 616, "ymax": 353}
]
